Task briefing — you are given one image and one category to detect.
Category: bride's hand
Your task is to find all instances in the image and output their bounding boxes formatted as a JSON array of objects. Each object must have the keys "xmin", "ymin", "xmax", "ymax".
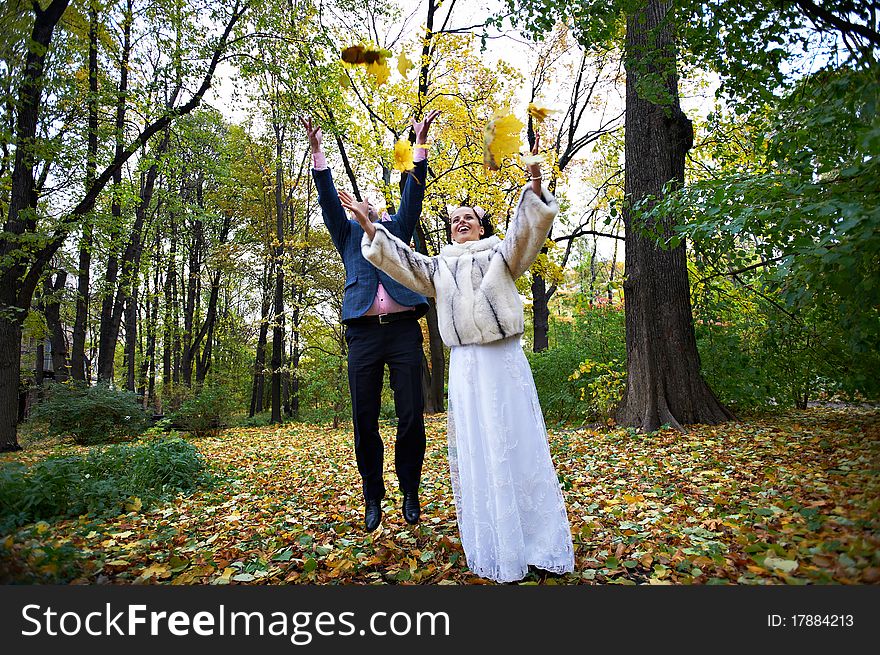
[{"xmin": 528, "ymin": 134, "xmax": 543, "ymax": 194}]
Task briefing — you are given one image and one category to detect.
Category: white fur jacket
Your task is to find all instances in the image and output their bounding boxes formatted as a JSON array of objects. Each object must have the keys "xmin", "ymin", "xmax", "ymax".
[{"xmin": 361, "ymin": 183, "xmax": 558, "ymax": 347}]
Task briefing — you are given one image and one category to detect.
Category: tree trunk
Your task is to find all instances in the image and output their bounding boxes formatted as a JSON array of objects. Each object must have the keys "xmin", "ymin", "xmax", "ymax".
[
  {"xmin": 615, "ymin": 1, "xmax": 734, "ymax": 432},
  {"xmin": 43, "ymin": 271, "xmax": 69, "ymax": 381},
  {"xmin": 271, "ymin": 121, "xmax": 285, "ymax": 424},
  {"xmin": 422, "ymin": 297, "xmax": 445, "ymax": 413},
  {"xmin": 181, "ymin": 176, "xmax": 204, "ymax": 386},
  {"xmin": 96, "ymin": 6, "xmax": 132, "ymax": 383},
  {"xmin": 99, "ymin": 138, "xmax": 164, "ymax": 383},
  {"xmin": 145, "ymin": 243, "xmax": 159, "ymax": 410},
  {"xmin": 125, "ymin": 279, "xmax": 137, "ymax": 391},
  {"xmin": 0, "ymin": 318, "xmax": 25, "ymax": 451},
  {"xmin": 250, "ymin": 263, "xmax": 271, "ymax": 417},
  {"xmin": 71, "ymin": 2, "xmax": 99, "ymax": 382},
  {"xmin": 0, "ymin": 0, "xmax": 70, "ymax": 451},
  {"xmin": 531, "ymin": 276, "xmax": 550, "ymax": 352}
]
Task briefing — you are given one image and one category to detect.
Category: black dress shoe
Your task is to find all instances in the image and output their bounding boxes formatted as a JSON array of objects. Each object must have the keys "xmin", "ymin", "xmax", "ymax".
[
  {"xmin": 402, "ymin": 490, "xmax": 420, "ymax": 525},
  {"xmin": 364, "ymin": 499, "xmax": 382, "ymax": 532}
]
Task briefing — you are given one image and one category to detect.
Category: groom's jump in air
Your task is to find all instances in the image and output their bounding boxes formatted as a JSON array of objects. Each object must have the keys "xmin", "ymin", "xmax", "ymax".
[{"xmin": 302, "ymin": 111, "xmax": 440, "ymax": 532}]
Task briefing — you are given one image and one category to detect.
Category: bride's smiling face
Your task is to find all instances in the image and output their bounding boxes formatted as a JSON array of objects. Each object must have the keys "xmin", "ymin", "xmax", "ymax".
[{"xmin": 450, "ymin": 207, "xmax": 484, "ymax": 243}]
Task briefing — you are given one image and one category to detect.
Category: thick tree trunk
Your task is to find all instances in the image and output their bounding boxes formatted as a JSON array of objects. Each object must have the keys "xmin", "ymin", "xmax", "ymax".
[
  {"xmin": 615, "ymin": 1, "xmax": 734, "ymax": 432},
  {"xmin": 0, "ymin": 0, "xmax": 70, "ymax": 451},
  {"xmin": 0, "ymin": 318, "xmax": 25, "ymax": 451}
]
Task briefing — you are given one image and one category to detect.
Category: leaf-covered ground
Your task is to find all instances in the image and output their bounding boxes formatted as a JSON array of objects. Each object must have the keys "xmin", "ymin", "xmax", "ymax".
[{"xmin": 2, "ymin": 408, "xmax": 878, "ymax": 584}]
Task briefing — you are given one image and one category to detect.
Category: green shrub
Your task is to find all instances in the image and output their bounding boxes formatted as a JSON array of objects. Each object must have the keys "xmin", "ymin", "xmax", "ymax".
[
  {"xmin": 528, "ymin": 305, "xmax": 626, "ymax": 423},
  {"xmin": 169, "ymin": 383, "xmax": 238, "ymax": 437},
  {"xmin": 569, "ymin": 358, "xmax": 626, "ymax": 422},
  {"xmin": 0, "ymin": 437, "xmax": 211, "ymax": 533},
  {"xmin": 26, "ymin": 382, "xmax": 150, "ymax": 445}
]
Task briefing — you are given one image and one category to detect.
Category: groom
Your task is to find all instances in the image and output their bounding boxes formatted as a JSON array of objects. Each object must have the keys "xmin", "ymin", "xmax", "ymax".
[{"xmin": 302, "ymin": 111, "xmax": 439, "ymax": 531}]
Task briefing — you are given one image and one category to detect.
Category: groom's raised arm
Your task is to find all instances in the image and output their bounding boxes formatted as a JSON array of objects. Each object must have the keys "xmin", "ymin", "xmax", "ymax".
[{"xmin": 302, "ymin": 117, "xmax": 349, "ymax": 253}]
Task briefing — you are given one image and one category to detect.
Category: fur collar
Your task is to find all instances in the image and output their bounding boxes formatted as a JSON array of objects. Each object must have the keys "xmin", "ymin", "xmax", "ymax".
[{"xmin": 440, "ymin": 235, "xmax": 501, "ymax": 257}]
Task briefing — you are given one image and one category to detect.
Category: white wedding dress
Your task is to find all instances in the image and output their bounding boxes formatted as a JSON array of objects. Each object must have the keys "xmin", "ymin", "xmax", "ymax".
[{"xmin": 446, "ymin": 335, "xmax": 575, "ymax": 583}]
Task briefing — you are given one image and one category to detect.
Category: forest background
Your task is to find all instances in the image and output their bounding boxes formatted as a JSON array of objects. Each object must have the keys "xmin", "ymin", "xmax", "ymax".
[{"xmin": 0, "ymin": 0, "xmax": 877, "ymax": 585}]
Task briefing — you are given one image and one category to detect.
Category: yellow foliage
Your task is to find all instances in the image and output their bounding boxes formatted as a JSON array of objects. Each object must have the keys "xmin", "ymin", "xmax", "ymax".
[
  {"xmin": 530, "ymin": 252, "xmax": 566, "ymax": 286},
  {"xmin": 393, "ymin": 139, "xmax": 415, "ymax": 172},
  {"xmin": 366, "ymin": 59, "xmax": 391, "ymax": 86},
  {"xmin": 483, "ymin": 111, "xmax": 523, "ymax": 170}
]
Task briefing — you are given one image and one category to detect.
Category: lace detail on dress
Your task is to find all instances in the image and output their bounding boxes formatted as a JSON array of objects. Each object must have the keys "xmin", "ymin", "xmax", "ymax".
[{"xmin": 447, "ymin": 335, "xmax": 575, "ymax": 583}]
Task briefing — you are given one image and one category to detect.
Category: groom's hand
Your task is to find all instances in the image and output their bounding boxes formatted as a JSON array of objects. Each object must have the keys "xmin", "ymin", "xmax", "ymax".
[
  {"xmin": 412, "ymin": 109, "xmax": 441, "ymax": 145},
  {"xmin": 300, "ymin": 116, "xmax": 323, "ymax": 153}
]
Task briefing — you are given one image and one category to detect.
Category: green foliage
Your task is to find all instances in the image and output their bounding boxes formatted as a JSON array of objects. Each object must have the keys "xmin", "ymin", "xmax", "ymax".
[
  {"xmin": 528, "ymin": 304, "xmax": 626, "ymax": 423},
  {"xmin": 169, "ymin": 383, "xmax": 239, "ymax": 438},
  {"xmin": 26, "ymin": 382, "xmax": 150, "ymax": 445},
  {"xmin": 568, "ymin": 358, "xmax": 626, "ymax": 422},
  {"xmin": 298, "ymin": 351, "xmax": 350, "ymax": 425},
  {"xmin": 661, "ymin": 65, "xmax": 880, "ymax": 400},
  {"xmin": 0, "ymin": 437, "xmax": 211, "ymax": 533},
  {"xmin": 692, "ymin": 270, "xmax": 857, "ymax": 411}
]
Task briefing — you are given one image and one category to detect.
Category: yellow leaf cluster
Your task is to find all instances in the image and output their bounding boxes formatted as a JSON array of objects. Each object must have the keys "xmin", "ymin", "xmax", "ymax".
[
  {"xmin": 340, "ymin": 44, "xmax": 393, "ymax": 86},
  {"xmin": 366, "ymin": 60, "xmax": 391, "ymax": 86},
  {"xmin": 483, "ymin": 111, "xmax": 523, "ymax": 171},
  {"xmin": 393, "ymin": 139, "xmax": 415, "ymax": 172}
]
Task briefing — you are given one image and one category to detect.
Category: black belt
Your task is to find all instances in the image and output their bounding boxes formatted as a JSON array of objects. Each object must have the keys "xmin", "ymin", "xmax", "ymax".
[{"xmin": 347, "ymin": 310, "xmax": 419, "ymax": 326}]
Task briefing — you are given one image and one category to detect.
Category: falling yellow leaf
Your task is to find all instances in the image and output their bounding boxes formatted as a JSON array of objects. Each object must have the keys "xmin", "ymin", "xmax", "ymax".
[
  {"xmin": 397, "ymin": 51, "xmax": 414, "ymax": 76},
  {"xmin": 483, "ymin": 111, "xmax": 523, "ymax": 171},
  {"xmin": 125, "ymin": 496, "xmax": 142, "ymax": 512},
  {"xmin": 366, "ymin": 59, "xmax": 391, "ymax": 86},
  {"xmin": 338, "ymin": 73, "xmax": 350, "ymax": 89},
  {"xmin": 527, "ymin": 102, "xmax": 558, "ymax": 124},
  {"xmin": 393, "ymin": 139, "xmax": 414, "ymax": 172},
  {"xmin": 35, "ymin": 521, "xmax": 50, "ymax": 534}
]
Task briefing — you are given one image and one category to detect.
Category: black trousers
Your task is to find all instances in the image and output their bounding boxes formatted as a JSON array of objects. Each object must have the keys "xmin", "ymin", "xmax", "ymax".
[{"xmin": 345, "ymin": 318, "xmax": 426, "ymax": 501}]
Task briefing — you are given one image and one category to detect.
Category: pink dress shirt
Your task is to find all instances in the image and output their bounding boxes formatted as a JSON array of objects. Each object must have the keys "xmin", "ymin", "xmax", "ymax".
[{"xmin": 314, "ymin": 147, "xmax": 426, "ymax": 315}]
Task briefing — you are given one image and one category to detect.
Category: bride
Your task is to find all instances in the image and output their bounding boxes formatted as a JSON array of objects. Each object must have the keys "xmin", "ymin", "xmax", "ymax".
[{"xmin": 339, "ymin": 135, "xmax": 574, "ymax": 583}]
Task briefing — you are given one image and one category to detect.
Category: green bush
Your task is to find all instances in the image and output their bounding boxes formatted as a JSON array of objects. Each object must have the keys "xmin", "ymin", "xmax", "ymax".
[
  {"xmin": 0, "ymin": 437, "xmax": 211, "ymax": 533},
  {"xmin": 528, "ymin": 305, "xmax": 626, "ymax": 423},
  {"xmin": 298, "ymin": 353, "xmax": 350, "ymax": 425},
  {"xmin": 569, "ymin": 358, "xmax": 626, "ymax": 422},
  {"xmin": 169, "ymin": 383, "xmax": 238, "ymax": 437},
  {"xmin": 26, "ymin": 382, "xmax": 150, "ymax": 445}
]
